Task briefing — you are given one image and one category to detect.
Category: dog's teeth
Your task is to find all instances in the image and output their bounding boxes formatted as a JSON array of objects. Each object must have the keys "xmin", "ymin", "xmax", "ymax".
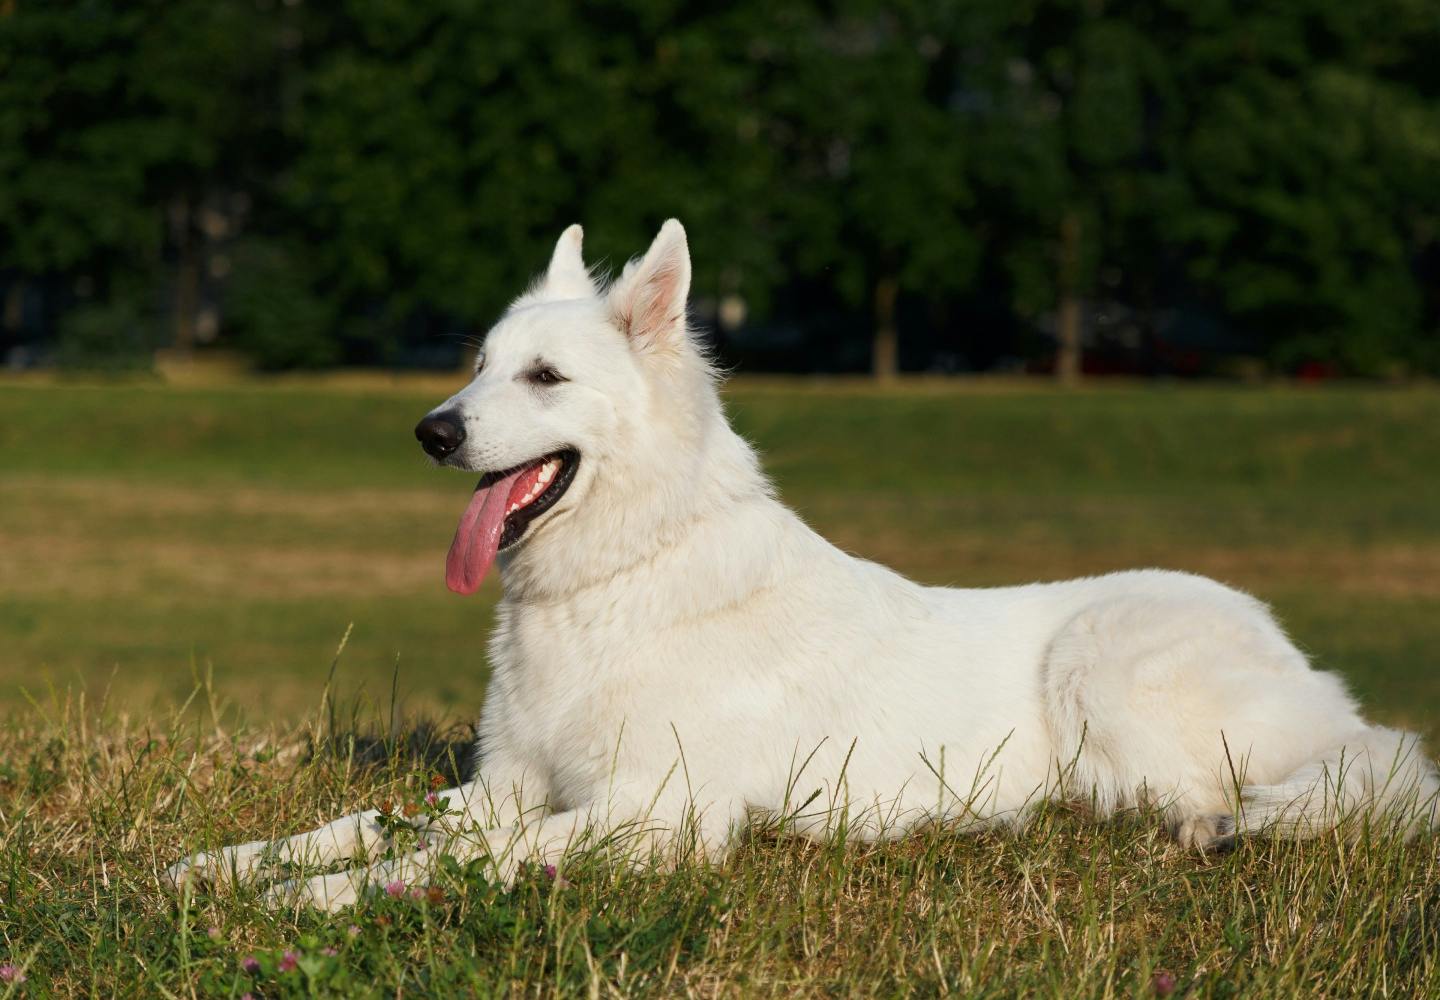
[{"xmin": 508, "ymin": 467, "xmax": 556, "ymax": 516}]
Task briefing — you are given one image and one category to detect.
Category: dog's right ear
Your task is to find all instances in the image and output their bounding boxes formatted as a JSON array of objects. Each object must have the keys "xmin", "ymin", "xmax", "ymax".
[{"xmin": 537, "ymin": 224, "xmax": 596, "ymax": 300}]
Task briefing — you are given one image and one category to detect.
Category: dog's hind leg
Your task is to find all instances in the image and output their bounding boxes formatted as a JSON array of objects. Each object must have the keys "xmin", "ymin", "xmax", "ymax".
[
  {"xmin": 1170, "ymin": 813, "xmax": 1236, "ymax": 851},
  {"xmin": 1042, "ymin": 592, "xmax": 1328, "ymax": 842},
  {"xmin": 1042, "ymin": 591, "xmax": 1438, "ymax": 848}
]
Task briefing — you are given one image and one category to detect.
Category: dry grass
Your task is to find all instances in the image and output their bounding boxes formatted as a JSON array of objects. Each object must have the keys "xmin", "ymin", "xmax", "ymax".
[{"xmin": 2, "ymin": 686, "xmax": 1438, "ymax": 997}]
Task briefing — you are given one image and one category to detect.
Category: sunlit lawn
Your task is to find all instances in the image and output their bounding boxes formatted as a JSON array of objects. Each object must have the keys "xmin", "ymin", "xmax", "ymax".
[
  {"xmin": 2, "ymin": 376, "xmax": 1437, "ymax": 735},
  {"xmin": 3, "ymin": 375, "xmax": 1440, "ymax": 996}
]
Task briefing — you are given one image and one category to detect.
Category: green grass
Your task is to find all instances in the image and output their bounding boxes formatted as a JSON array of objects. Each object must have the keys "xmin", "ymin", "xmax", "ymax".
[
  {"xmin": 2, "ymin": 378, "xmax": 1437, "ymax": 727},
  {"xmin": 1, "ymin": 376, "xmax": 1438, "ymax": 995},
  {"xmin": 3, "ymin": 696, "xmax": 1439, "ymax": 997}
]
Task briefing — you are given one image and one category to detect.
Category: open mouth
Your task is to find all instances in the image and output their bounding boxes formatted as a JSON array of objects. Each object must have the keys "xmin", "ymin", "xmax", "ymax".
[
  {"xmin": 445, "ymin": 449, "xmax": 579, "ymax": 595},
  {"xmin": 489, "ymin": 449, "xmax": 580, "ymax": 550}
]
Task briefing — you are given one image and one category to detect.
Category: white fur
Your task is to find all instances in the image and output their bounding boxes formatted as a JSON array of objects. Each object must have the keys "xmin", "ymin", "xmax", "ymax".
[{"xmin": 167, "ymin": 221, "xmax": 1438, "ymax": 911}]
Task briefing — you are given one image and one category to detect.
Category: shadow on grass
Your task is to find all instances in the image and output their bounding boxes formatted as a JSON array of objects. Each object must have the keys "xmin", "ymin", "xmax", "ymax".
[
  {"xmin": 297, "ymin": 630, "xmax": 481, "ymax": 787},
  {"xmin": 308, "ymin": 718, "xmax": 479, "ymax": 788}
]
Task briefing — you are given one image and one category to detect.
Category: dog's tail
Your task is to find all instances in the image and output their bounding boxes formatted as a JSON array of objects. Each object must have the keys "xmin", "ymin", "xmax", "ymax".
[{"xmin": 1238, "ymin": 725, "xmax": 1440, "ymax": 839}]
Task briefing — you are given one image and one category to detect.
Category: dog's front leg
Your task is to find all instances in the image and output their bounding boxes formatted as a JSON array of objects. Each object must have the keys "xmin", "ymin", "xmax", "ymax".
[
  {"xmin": 166, "ymin": 765, "xmax": 546, "ymax": 898},
  {"xmin": 165, "ymin": 807, "xmax": 391, "ymax": 893},
  {"xmin": 266, "ymin": 808, "xmax": 608, "ymax": 912},
  {"xmin": 265, "ymin": 785, "xmax": 754, "ymax": 912}
]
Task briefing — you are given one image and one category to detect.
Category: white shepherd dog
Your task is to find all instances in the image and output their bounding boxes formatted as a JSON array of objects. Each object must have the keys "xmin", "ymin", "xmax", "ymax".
[{"xmin": 169, "ymin": 220, "xmax": 1438, "ymax": 911}]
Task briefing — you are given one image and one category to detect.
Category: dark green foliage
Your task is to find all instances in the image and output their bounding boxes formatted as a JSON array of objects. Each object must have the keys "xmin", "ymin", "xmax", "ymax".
[
  {"xmin": 225, "ymin": 239, "xmax": 339, "ymax": 370},
  {"xmin": 54, "ymin": 294, "xmax": 161, "ymax": 371},
  {"xmin": 1167, "ymin": 0, "xmax": 1440, "ymax": 374},
  {"xmin": 0, "ymin": 1, "xmax": 282, "ymax": 360},
  {"xmin": 2, "ymin": 0, "xmax": 1438, "ymax": 373}
]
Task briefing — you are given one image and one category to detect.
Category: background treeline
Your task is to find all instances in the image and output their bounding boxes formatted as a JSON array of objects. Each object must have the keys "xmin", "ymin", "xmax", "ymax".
[{"xmin": 3, "ymin": 0, "xmax": 1439, "ymax": 377}]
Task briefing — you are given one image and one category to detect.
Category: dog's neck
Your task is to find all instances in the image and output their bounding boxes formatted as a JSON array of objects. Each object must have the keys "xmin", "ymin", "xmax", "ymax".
[{"xmin": 497, "ymin": 379, "xmax": 784, "ymax": 606}]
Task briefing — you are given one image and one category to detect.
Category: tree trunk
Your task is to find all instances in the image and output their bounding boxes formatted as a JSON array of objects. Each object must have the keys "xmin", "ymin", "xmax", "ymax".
[
  {"xmin": 3, "ymin": 280, "xmax": 22, "ymax": 336},
  {"xmin": 172, "ymin": 197, "xmax": 199, "ymax": 354},
  {"xmin": 1056, "ymin": 210, "xmax": 1083, "ymax": 384},
  {"xmin": 872, "ymin": 275, "xmax": 899, "ymax": 381}
]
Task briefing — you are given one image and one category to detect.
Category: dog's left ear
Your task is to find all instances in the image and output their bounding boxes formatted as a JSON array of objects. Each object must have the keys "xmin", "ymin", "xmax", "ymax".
[
  {"xmin": 539, "ymin": 224, "xmax": 597, "ymax": 300},
  {"xmin": 608, "ymin": 219, "xmax": 691, "ymax": 354}
]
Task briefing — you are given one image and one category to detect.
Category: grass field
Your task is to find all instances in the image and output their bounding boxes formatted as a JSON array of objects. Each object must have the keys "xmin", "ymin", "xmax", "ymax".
[{"xmin": 1, "ymin": 376, "xmax": 1439, "ymax": 996}]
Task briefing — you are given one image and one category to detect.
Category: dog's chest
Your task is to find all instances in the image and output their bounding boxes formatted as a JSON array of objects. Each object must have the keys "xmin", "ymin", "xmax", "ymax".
[{"xmin": 496, "ymin": 597, "xmax": 660, "ymax": 801}]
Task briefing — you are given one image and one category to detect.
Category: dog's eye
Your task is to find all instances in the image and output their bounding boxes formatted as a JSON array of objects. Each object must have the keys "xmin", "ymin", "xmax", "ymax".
[{"xmin": 528, "ymin": 366, "xmax": 565, "ymax": 386}]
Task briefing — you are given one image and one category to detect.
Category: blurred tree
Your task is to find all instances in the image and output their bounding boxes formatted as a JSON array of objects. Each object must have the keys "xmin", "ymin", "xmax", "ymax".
[
  {"xmin": 1169, "ymin": 0, "xmax": 1440, "ymax": 375},
  {"xmin": 727, "ymin": 0, "xmax": 976, "ymax": 377},
  {"xmin": 0, "ymin": 3, "xmax": 159, "ymax": 356},
  {"xmin": 225, "ymin": 237, "xmax": 338, "ymax": 370},
  {"xmin": 0, "ymin": 0, "xmax": 280, "ymax": 362},
  {"xmin": 962, "ymin": 0, "xmax": 1185, "ymax": 382},
  {"xmin": 133, "ymin": 0, "xmax": 280, "ymax": 354},
  {"xmin": 3, "ymin": 0, "xmax": 1438, "ymax": 375},
  {"xmin": 270, "ymin": 0, "xmax": 780, "ymax": 364}
]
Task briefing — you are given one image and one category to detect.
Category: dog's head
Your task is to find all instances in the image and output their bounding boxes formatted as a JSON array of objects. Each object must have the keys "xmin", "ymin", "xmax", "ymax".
[{"xmin": 417, "ymin": 220, "xmax": 741, "ymax": 596}]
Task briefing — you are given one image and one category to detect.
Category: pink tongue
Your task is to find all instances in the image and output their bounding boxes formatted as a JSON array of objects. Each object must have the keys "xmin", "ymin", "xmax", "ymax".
[{"xmin": 445, "ymin": 469, "xmax": 526, "ymax": 595}]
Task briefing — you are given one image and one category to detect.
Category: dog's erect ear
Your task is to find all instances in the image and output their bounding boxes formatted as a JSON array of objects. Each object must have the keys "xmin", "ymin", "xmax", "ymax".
[
  {"xmin": 539, "ymin": 224, "xmax": 596, "ymax": 300},
  {"xmin": 608, "ymin": 219, "xmax": 691, "ymax": 354}
]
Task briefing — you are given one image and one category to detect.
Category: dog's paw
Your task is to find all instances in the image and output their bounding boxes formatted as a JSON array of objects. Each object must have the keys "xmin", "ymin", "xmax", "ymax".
[
  {"xmin": 164, "ymin": 852, "xmax": 219, "ymax": 894},
  {"xmin": 164, "ymin": 840, "xmax": 271, "ymax": 895},
  {"xmin": 1172, "ymin": 814, "xmax": 1237, "ymax": 853}
]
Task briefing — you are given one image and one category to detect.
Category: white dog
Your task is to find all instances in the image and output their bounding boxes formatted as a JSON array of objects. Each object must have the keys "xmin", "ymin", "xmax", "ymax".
[{"xmin": 168, "ymin": 220, "xmax": 1437, "ymax": 911}]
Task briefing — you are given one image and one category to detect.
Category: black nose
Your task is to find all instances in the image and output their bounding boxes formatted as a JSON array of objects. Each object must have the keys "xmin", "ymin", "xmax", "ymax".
[{"xmin": 414, "ymin": 412, "xmax": 466, "ymax": 459}]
